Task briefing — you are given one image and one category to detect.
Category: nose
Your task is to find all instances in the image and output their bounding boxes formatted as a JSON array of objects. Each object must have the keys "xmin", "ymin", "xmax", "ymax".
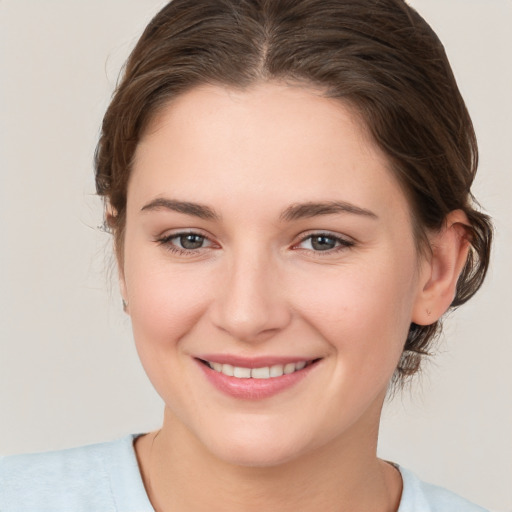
[{"xmin": 209, "ymin": 250, "xmax": 292, "ymax": 343}]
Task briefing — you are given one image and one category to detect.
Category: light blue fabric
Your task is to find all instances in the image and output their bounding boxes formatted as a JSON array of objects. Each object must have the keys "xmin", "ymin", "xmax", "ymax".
[
  {"xmin": 0, "ymin": 436, "xmax": 153, "ymax": 512},
  {"xmin": 0, "ymin": 435, "xmax": 489, "ymax": 511},
  {"xmin": 397, "ymin": 466, "xmax": 489, "ymax": 512}
]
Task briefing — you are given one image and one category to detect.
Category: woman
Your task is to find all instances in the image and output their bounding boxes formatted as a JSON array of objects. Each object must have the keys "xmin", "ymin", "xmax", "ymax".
[{"xmin": 0, "ymin": 0, "xmax": 494, "ymax": 510}]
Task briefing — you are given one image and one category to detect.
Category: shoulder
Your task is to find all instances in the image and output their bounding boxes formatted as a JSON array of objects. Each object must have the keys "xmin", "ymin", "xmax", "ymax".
[
  {"xmin": 0, "ymin": 435, "xmax": 153, "ymax": 512},
  {"xmin": 398, "ymin": 466, "xmax": 490, "ymax": 512}
]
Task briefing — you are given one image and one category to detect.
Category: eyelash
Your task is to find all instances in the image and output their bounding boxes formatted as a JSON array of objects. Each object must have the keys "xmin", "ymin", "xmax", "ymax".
[
  {"xmin": 155, "ymin": 231, "xmax": 355, "ymax": 256},
  {"xmin": 294, "ymin": 232, "xmax": 355, "ymax": 255},
  {"xmin": 155, "ymin": 231, "xmax": 214, "ymax": 256}
]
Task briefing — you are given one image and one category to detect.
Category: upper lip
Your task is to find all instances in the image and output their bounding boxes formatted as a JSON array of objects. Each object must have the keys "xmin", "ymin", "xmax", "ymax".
[{"xmin": 196, "ymin": 354, "xmax": 320, "ymax": 368}]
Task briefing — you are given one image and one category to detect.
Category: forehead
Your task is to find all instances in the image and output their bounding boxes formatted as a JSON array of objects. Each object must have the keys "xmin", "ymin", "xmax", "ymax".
[{"xmin": 130, "ymin": 82, "xmax": 411, "ymax": 223}]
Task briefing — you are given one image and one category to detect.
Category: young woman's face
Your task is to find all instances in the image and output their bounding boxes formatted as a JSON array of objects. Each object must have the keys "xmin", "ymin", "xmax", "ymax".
[{"xmin": 122, "ymin": 83, "xmax": 429, "ymax": 466}]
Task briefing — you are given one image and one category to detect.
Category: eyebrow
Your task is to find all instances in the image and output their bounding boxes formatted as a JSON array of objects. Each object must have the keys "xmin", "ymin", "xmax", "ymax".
[
  {"xmin": 141, "ymin": 198, "xmax": 220, "ymax": 220},
  {"xmin": 140, "ymin": 198, "xmax": 378, "ymax": 222},
  {"xmin": 279, "ymin": 201, "xmax": 378, "ymax": 222}
]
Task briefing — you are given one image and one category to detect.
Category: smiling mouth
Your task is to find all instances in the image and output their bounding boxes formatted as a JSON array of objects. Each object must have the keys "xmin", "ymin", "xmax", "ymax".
[{"xmin": 199, "ymin": 359, "xmax": 319, "ymax": 379}]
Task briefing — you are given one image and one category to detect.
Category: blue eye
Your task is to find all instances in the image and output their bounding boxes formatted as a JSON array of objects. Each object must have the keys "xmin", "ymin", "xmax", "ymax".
[
  {"xmin": 177, "ymin": 233, "xmax": 206, "ymax": 250},
  {"xmin": 156, "ymin": 231, "xmax": 213, "ymax": 254},
  {"xmin": 309, "ymin": 235, "xmax": 337, "ymax": 251},
  {"xmin": 297, "ymin": 233, "xmax": 354, "ymax": 252}
]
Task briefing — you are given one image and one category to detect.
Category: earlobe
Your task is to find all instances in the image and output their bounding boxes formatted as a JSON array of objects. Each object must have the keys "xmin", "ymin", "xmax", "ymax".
[
  {"xmin": 412, "ymin": 210, "xmax": 471, "ymax": 326},
  {"xmin": 105, "ymin": 202, "xmax": 130, "ymax": 314},
  {"xmin": 120, "ymin": 276, "xmax": 130, "ymax": 315},
  {"xmin": 118, "ymin": 265, "xmax": 129, "ymax": 315},
  {"xmin": 105, "ymin": 201, "xmax": 118, "ymax": 233}
]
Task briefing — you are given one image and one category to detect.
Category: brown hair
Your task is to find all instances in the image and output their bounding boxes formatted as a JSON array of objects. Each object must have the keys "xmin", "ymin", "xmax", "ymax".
[{"xmin": 95, "ymin": 0, "xmax": 492, "ymax": 382}]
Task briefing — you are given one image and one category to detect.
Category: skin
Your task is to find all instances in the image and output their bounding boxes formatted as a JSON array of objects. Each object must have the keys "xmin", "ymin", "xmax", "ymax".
[{"xmin": 119, "ymin": 82, "xmax": 469, "ymax": 512}]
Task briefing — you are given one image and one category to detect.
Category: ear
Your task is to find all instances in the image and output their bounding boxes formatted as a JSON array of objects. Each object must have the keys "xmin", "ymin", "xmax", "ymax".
[
  {"xmin": 119, "ymin": 271, "xmax": 130, "ymax": 315},
  {"xmin": 104, "ymin": 200, "xmax": 117, "ymax": 233},
  {"xmin": 105, "ymin": 201, "xmax": 130, "ymax": 315},
  {"xmin": 117, "ymin": 246, "xmax": 129, "ymax": 316},
  {"xmin": 412, "ymin": 210, "xmax": 471, "ymax": 325}
]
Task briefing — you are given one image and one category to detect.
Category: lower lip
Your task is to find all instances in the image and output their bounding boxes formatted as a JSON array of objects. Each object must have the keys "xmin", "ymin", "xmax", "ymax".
[{"xmin": 196, "ymin": 360, "xmax": 319, "ymax": 400}]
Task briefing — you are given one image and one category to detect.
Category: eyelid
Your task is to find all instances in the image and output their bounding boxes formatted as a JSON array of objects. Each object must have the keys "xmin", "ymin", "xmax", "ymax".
[
  {"xmin": 156, "ymin": 228, "xmax": 209, "ymax": 241},
  {"xmin": 155, "ymin": 229, "xmax": 218, "ymax": 253},
  {"xmin": 292, "ymin": 230, "xmax": 355, "ymax": 252}
]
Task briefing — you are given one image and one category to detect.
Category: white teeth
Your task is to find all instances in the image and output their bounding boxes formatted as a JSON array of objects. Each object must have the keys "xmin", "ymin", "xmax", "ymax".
[
  {"xmin": 233, "ymin": 366, "xmax": 251, "ymax": 378},
  {"xmin": 251, "ymin": 367, "xmax": 270, "ymax": 379},
  {"xmin": 270, "ymin": 364, "xmax": 284, "ymax": 377},
  {"xmin": 207, "ymin": 361, "xmax": 311, "ymax": 379},
  {"xmin": 222, "ymin": 364, "xmax": 234, "ymax": 376},
  {"xmin": 283, "ymin": 363, "xmax": 296, "ymax": 374}
]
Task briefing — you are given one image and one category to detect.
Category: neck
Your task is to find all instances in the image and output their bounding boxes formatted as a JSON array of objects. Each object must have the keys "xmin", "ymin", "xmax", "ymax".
[{"xmin": 135, "ymin": 406, "xmax": 401, "ymax": 512}]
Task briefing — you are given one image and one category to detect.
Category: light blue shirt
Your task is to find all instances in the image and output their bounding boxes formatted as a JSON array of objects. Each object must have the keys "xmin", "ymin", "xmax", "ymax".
[{"xmin": 0, "ymin": 435, "xmax": 489, "ymax": 511}]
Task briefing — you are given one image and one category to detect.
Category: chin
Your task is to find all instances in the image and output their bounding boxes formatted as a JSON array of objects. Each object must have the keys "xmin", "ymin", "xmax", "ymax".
[
  {"xmin": 196, "ymin": 418, "xmax": 319, "ymax": 468},
  {"xmin": 210, "ymin": 436, "xmax": 305, "ymax": 468}
]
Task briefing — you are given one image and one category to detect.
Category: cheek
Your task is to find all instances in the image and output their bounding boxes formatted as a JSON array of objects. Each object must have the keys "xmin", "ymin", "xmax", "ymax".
[
  {"xmin": 288, "ymin": 254, "xmax": 418, "ymax": 361},
  {"xmin": 284, "ymin": 259, "xmax": 418, "ymax": 423},
  {"xmin": 123, "ymin": 258, "xmax": 216, "ymax": 404},
  {"xmin": 124, "ymin": 253, "xmax": 212, "ymax": 353}
]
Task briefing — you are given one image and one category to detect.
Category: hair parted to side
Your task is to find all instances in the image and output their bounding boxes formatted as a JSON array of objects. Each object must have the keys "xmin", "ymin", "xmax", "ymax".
[{"xmin": 95, "ymin": 0, "xmax": 492, "ymax": 384}]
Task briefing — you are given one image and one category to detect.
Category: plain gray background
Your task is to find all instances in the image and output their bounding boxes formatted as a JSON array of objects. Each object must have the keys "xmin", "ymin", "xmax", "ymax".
[{"xmin": 0, "ymin": 1, "xmax": 511, "ymax": 511}]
